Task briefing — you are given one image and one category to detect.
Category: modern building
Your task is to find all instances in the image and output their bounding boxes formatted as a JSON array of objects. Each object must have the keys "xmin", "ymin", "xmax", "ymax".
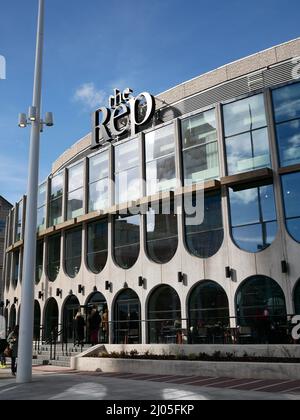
[
  {"xmin": 3, "ymin": 38, "xmax": 300, "ymax": 347},
  {"xmin": 0, "ymin": 196, "xmax": 12, "ymax": 312}
]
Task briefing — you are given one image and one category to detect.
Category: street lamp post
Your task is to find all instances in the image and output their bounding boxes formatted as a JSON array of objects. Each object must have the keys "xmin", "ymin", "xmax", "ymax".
[{"xmin": 17, "ymin": 0, "xmax": 53, "ymax": 384}]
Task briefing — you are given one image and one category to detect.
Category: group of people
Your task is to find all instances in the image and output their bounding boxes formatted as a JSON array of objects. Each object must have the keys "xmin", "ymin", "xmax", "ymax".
[
  {"xmin": 74, "ymin": 306, "xmax": 109, "ymax": 346},
  {"xmin": 0, "ymin": 325, "xmax": 19, "ymax": 376}
]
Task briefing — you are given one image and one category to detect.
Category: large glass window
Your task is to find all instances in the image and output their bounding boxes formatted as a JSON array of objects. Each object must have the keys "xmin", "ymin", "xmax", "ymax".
[
  {"xmin": 89, "ymin": 151, "xmax": 109, "ymax": 212},
  {"xmin": 114, "ymin": 289, "xmax": 141, "ymax": 344},
  {"xmin": 236, "ymin": 276, "xmax": 287, "ymax": 336},
  {"xmin": 67, "ymin": 163, "xmax": 84, "ymax": 219},
  {"xmin": 281, "ymin": 172, "xmax": 300, "ymax": 242},
  {"xmin": 16, "ymin": 200, "xmax": 23, "ymax": 241},
  {"xmin": 188, "ymin": 281, "xmax": 229, "ymax": 344},
  {"xmin": 182, "ymin": 109, "xmax": 219, "ymax": 184},
  {"xmin": 145, "ymin": 125, "xmax": 176, "ymax": 195},
  {"xmin": 65, "ymin": 228, "xmax": 82, "ymax": 278},
  {"xmin": 49, "ymin": 173, "xmax": 63, "ymax": 226},
  {"xmin": 146, "ymin": 204, "xmax": 178, "ymax": 264},
  {"xmin": 223, "ymin": 94, "xmax": 270, "ymax": 175},
  {"xmin": 184, "ymin": 191, "xmax": 223, "ymax": 258},
  {"xmin": 148, "ymin": 285, "xmax": 181, "ymax": 344},
  {"xmin": 12, "ymin": 250, "xmax": 19, "ymax": 289},
  {"xmin": 37, "ymin": 183, "xmax": 47, "ymax": 231},
  {"xmin": 47, "ymin": 234, "xmax": 61, "ymax": 282},
  {"xmin": 229, "ymin": 183, "xmax": 277, "ymax": 253},
  {"xmin": 87, "ymin": 219, "xmax": 108, "ymax": 274},
  {"xmin": 273, "ymin": 82, "xmax": 300, "ymax": 167},
  {"xmin": 114, "ymin": 214, "xmax": 140, "ymax": 269},
  {"xmin": 115, "ymin": 139, "xmax": 140, "ymax": 204},
  {"xmin": 36, "ymin": 240, "xmax": 43, "ymax": 284}
]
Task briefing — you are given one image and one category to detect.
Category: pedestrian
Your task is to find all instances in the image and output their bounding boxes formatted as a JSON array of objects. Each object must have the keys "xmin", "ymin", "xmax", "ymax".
[
  {"xmin": 88, "ymin": 306, "xmax": 101, "ymax": 346},
  {"xmin": 7, "ymin": 325, "xmax": 19, "ymax": 376},
  {"xmin": 101, "ymin": 307, "xmax": 109, "ymax": 343},
  {"xmin": 74, "ymin": 311, "xmax": 85, "ymax": 346}
]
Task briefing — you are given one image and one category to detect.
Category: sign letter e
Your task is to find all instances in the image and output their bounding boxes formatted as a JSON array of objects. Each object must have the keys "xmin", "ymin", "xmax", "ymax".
[{"xmin": 0, "ymin": 55, "xmax": 6, "ymax": 80}]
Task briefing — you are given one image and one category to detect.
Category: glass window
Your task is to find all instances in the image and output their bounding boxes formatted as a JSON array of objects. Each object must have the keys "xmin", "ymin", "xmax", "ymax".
[
  {"xmin": 281, "ymin": 172, "xmax": 300, "ymax": 242},
  {"xmin": 49, "ymin": 173, "xmax": 63, "ymax": 226},
  {"xmin": 37, "ymin": 183, "xmax": 47, "ymax": 231},
  {"xmin": 115, "ymin": 139, "xmax": 140, "ymax": 204},
  {"xmin": 114, "ymin": 289, "xmax": 141, "ymax": 345},
  {"xmin": 236, "ymin": 276, "xmax": 287, "ymax": 329},
  {"xmin": 184, "ymin": 191, "xmax": 224, "ymax": 258},
  {"xmin": 148, "ymin": 285, "xmax": 181, "ymax": 344},
  {"xmin": 223, "ymin": 94, "xmax": 270, "ymax": 175},
  {"xmin": 145, "ymin": 125, "xmax": 176, "ymax": 195},
  {"xmin": 47, "ymin": 234, "xmax": 61, "ymax": 282},
  {"xmin": 189, "ymin": 281, "xmax": 229, "ymax": 344},
  {"xmin": 65, "ymin": 228, "xmax": 82, "ymax": 278},
  {"xmin": 5, "ymin": 252, "xmax": 12, "ymax": 290},
  {"xmin": 182, "ymin": 109, "xmax": 219, "ymax": 184},
  {"xmin": 273, "ymin": 83, "xmax": 300, "ymax": 167},
  {"xmin": 67, "ymin": 163, "xmax": 84, "ymax": 219},
  {"xmin": 229, "ymin": 184, "xmax": 278, "ymax": 253},
  {"xmin": 114, "ymin": 214, "xmax": 140, "ymax": 269},
  {"xmin": 8, "ymin": 210, "xmax": 14, "ymax": 246},
  {"xmin": 16, "ymin": 200, "xmax": 23, "ymax": 241},
  {"xmin": 294, "ymin": 280, "xmax": 300, "ymax": 315},
  {"xmin": 146, "ymin": 204, "xmax": 178, "ymax": 264},
  {"xmin": 36, "ymin": 240, "xmax": 43, "ymax": 284},
  {"xmin": 87, "ymin": 219, "xmax": 108, "ymax": 274},
  {"xmin": 89, "ymin": 151, "xmax": 109, "ymax": 212},
  {"xmin": 12, "ymin": 251, "xmax": 19, "ymax": 289}
]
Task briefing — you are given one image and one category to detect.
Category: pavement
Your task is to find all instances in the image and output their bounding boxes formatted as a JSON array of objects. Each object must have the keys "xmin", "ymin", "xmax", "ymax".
[{"xmin": 0, "ymin": 366, "xmax": 299, "ymax": 400}]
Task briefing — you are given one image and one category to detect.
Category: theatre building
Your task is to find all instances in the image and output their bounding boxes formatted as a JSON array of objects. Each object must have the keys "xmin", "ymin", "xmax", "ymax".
[{"xmin": 3, "ymin": 38, "xmax": 300, "ymax": 347}]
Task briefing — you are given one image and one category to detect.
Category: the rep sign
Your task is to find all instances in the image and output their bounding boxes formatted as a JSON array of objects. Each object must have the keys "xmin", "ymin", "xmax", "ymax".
[{"xmin": 92, "ymin": 88, "xmax": 155, "ymax": 148}]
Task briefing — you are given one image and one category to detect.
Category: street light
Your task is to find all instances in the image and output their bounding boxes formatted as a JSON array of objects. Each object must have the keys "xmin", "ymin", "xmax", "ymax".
[{"xmin": 17, "ymin": 0, "xmax": 53, "ymax": 384}]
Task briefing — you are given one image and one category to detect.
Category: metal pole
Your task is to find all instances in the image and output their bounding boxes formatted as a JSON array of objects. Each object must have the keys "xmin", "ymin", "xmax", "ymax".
[{"xmin": 17, "ymin": 0, "xmax": 45, "ymax": 384}]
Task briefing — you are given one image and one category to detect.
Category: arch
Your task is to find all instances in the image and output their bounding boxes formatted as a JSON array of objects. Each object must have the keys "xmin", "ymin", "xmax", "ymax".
[
  {"xmin": 64, "ymin": 228, "xmax": 82, "ymax": 278},
  {"xmin": 47, "ymin": 234, "xmax": 61, "ymax": 282},
  {"xmin": 86, "ymin": 219, "xmax": 108, "ymax": 274},
  {"xmin": 113, "ymin": 289, "xmax": 141, "ymax": 344},
  {"xmin": 235, "ymin": 275, "xmax": 287, "ymax": 344},
  {"xmin": 113, "ymin": 214, "xmax": 140, "ymax": 269},
  {"xmin": 188, "ymin": 280, "xmax": 229, "ymax": 344},
  {"xmin": 147, "ymin": 285, "xmax": 181, "ymax": 344},
  {"xmin": 34, "ymin": 300, "xmax": 41, "ymax": 341},
  {"xmin": 44, "ymin": 298, "xmax": 59, "ymax": 340},
  {"xmin": 85, "ymin": 292, "xmax": 108, "ymax": 344},
  {"xmin": 293, "ymin": 279, "xmax": 300, "ymax": 315},
  {"xmin": 62, "ymin": 295, "xmax": 80, "ymax": 343},
  {"xmin": 9, "ymin": 305, "xmax": 16, "ymax": 331}
]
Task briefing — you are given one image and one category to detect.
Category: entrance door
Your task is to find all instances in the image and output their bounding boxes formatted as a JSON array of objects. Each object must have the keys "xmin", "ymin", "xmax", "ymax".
[
  {"xmin": 63, "ymin": 296, "xmax": 80, "ymax": 343},
  {"xmin": 115, "ymin": 293, "xmax": 141, "ymax": 344}
]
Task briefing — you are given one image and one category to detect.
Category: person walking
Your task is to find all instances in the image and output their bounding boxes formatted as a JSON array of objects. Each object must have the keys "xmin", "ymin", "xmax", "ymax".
[
  {"xmin": 74, "ymin": 311, "xmax": 85, "ymax": 346},
  {"xmin": 7, "ymin": 325, "xmax": 19, "ymax": 376},
  {"xmin": 88, "ymin": 306, "xmax": 101, "ymax": 346},
  {"xmin": 101, "ymin": 307, "xmax": 109, "ymax": 343}
]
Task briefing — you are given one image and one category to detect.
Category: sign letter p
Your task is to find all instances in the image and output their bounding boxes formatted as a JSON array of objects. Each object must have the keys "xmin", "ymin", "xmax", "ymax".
[{"xmin": 0, "ymin": 55, "xmax": 6, "ymax": 80}]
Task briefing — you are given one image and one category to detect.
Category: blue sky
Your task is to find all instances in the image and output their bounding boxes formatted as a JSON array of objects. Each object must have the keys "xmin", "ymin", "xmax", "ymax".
[{"xmin": 0, "ymin": 0, "xmax": 299, "ymax": 204}]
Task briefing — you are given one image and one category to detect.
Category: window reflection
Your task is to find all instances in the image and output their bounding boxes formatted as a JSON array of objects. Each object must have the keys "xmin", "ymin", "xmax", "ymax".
[
  {"xmin": 37, "ymin": 183, "xmax": 47, "ymax": 231},
  {"xmin": 115, "ymin": 139, "xmax": 140, "ymax": 204},
  {"xmin": 223, "ymin": 94, "xmax": 270, "ymax": 175},
  {"xmin": 49, "ymin": 173, "xmax": 63, "ymax": 226},
  {"xmin": 87, "ymin": 219, "xmax": 108, "ymax": 274},
  {"xmin": 67, "ymin": 163, "xmax": 84, "ymax": 219},
  {"xmin": 16, "ymin": 200, "xmax": 23, "ymax": 241},
  {"xmin": 281, "ymin": 172, "xmax": 300, "ymax": 242},
  {"xmin": 185, "ymin": 191, "xmax": 224, "ymax": 258},
  {"xmin": 182, "ymin": 109, "xmax": 219, "ymax": 184},
  {"xmin": 229, "ymin": 184, "xmax": 277, "ymax": 252},
  {"xmin": 145, "ymin": 125, "xmax": 177, "ymax": 195},
  {"xmin": 36, "ymin": 240, "xmax": 43, "ymax": 284},
  {"xmin": 65, "ymin": 228, "xmax": 82, "ymax": 278},
  {"xmin": 47, "ymin": 234, "xmax": 61, "ymax": 281},
  {"xmin": 12, "ymin": 251, "xmax": 19, "ymax": 288},
  {"xmin": 114, "ymin": 214, "xmax": 140, "ymax": 269},
  {"xmin": 89, "ymin": 151, "xmax": 109, "ymax": 212}
]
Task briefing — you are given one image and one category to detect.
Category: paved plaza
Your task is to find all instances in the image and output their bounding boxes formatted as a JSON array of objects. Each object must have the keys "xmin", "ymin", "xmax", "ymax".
[{"xmin": 0, "ymin": 366, "xmax": 299, "ymax": 400}]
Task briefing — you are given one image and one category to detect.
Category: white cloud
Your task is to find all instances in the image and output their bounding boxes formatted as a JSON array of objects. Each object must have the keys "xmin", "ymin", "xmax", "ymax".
[{"xmin": 73, "ymin": 82, "xmax": 106, "ymax": 110}]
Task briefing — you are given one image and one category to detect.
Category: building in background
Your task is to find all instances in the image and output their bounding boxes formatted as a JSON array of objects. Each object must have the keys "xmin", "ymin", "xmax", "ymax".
[
  {"xmin": 3, "ymin": 38, "xmax": 300, "ymax": 347},
  {"xmin": 0, "ymin": 196, "xmax": 12, "ymax": 313}
]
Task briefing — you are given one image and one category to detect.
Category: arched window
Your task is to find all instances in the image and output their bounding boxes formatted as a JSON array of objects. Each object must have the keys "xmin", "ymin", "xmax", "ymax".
[
  {"xmin": 281, "ymin": 172, "xmax": 300, "ymax": 243},
  {"xmin": 9, "ymin": 305, "xmax": 16, "ymax": 330},
  {"xmin": 114, "ymin": 214, "xmax": 140, "ymax": 269},
  {"xmin": 148, "ymin": 285, "xmax": 181, "ymax": 344},
  {"xmin": 47, "ymin": 234, "xmax": 61, "ymax": 281},
  {"xmin": 44, "ymin": 298, "xmax": 59, "ymax": 340},
  {"xmin": 65, "ymin": 228, "xmax": 82, "ymax": 278},
  {"xmin": 87, "ymin": 219, "xmax": 108, "ymax": 274},
  {"xmin": 236, "ymin": 276, "xmax": 287, "ymax": 337},
  {"xmin": 114, "ymin": 289, "xmax": 141, "ymax": 344},
  {"xmin": 12, "ymin": 250, "xmax": 20, "ymax": 289},
  {"xmin": 188, "ymin": 281, "xmax": 229, "ymax": 344},
  {"xmin": 184, "ymin": 191, "xmax": 223, "ymax": 258},
  {"xmin": 34, "ymin": 300, "xmax": 41, "ymax": 341},
  {"xmin": 86, "ymin": 292, "xmax": 108, "ymax": 344},
  {"xmin": 63, "ymin": 295, "xmax": 80, "ymax": 343},
  {"xmin": 146, "ymin": 204, "xmax": 178, "ymax": 264},
  {"xmin": 294, "ymin": 280, "xmax": 300, "ymax": 315},
  {"xmin": 36, "ymin": 240, "xmax": 43, "ymax": 284},
  {"xmin": 229, "ymin": 183, "xmax": 277, "ymax": 253}
]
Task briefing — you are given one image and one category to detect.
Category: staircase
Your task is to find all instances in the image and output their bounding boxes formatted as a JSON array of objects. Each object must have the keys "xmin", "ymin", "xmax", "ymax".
[{"xmin": 32, "ymin": 344, "xmax": 90, "ymax": 368}]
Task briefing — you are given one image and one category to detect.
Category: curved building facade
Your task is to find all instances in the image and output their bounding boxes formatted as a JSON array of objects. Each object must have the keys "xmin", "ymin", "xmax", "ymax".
[{"xmin": 3, "ymin": 38, "xmax": 300, "ymax": 346}]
